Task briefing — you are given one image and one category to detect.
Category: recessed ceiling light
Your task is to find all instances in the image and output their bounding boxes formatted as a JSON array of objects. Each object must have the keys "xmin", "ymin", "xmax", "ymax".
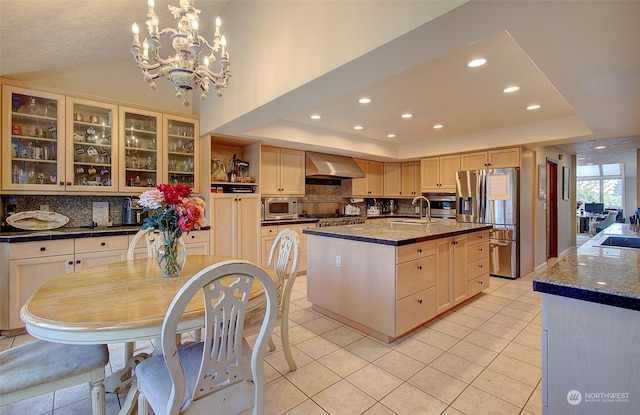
[
  {"xmin": 310, "ymin": 114, "xmax": 321, "ymax": 120},
  {"xmin": 386, "ymin": 133, "xmax": 396, "ymax": 138},
  {"xmin": 467, "ymin": 58, "xmax": 487, "ymax": 68},
  {"xmin": 595, "ymin": 145, "xmax": 606, "ymax": 149},
  {"xmin": 578, "ymin": 157, "xmax": 586, "ymax": 160},
  {"xmin": 503, "ymin": 86, "xmax": 520, "ymax": 93},
  {"xmin": 401, "ymin": 113, "xmax": 413, "ymax": 119},
  {"xmin": 353, "ymin": 125, "xmax": 363, "ymax": 130},
  {"xmin": 597, "ymin": 281, "xmax": 607, "ymax": 285},
  {"xmin": 433, "ymin": 124, "xmax": 443, "ymax": 129},
  {"xmin": 358, "ymin": 97, "xmax": 371, "ymax": 104},
  {"xmin": 526, "ymin": 104, "xmax": 541, "ymax": 110}
]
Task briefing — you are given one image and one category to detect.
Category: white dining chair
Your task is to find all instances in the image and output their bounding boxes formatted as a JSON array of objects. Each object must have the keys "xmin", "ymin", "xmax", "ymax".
[
  {"xmin": 244, "ymin": 228, "xmax": 300, "ymax": 371},
  {"xmin": 135, "ymin": 260, "xmax": 278, "ymax": 415},
  {"xmin": 0, "ymin": 340, "xmax": 109, "ymax": 415},
  {"xmin": 126, "ymin": 227, "xmax": 185, "ymax": 260}
]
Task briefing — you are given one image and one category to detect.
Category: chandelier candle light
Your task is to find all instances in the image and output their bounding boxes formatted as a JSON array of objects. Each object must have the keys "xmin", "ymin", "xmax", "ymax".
[
  {"xmin": 138, "ymin": 184, "xmax": 206, "ymax": 277},
  {"xmin": 130, "ymin": 0, "xmax": 231, "ymax": 106}
]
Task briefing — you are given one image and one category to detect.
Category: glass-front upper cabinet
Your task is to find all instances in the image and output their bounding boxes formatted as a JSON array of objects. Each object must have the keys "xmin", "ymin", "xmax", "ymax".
[
  {"xmin": 163, "ymin": 114, "xmax": 199, "ymax": 193},
  {"xmin": 2, "ymin": 86, "xmax": 66, "ymax": 190},
  {"xmin": 118, "ymin": 107, "xmax": 162, "ymax": 192},
  {"xmin": 66, "ymin": 97, "xmax": 119, "ymax": 192}
]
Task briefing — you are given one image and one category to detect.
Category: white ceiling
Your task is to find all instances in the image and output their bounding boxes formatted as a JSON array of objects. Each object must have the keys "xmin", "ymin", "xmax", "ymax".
[{"xmin": 0, "ymin": 0, "xmax": 638, "ymax": 167}]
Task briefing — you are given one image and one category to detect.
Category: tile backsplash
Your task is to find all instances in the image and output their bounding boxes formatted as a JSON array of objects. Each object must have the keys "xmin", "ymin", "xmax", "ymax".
[{"xmin": 1, "ymin": 195, "xmax": 126, "ymax": 228}]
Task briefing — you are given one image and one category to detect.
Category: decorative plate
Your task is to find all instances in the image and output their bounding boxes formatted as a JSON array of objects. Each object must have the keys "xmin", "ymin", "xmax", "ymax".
[{"xmin": 7, "ymin": 210, "xmax": 69, "ymax": 231}]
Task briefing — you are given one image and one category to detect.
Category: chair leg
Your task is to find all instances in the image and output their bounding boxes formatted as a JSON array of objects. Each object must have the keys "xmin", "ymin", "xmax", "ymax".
[
  {"xmin": 280, "ymin": 319, "xmax": 297, "ymax": 371},
  {"xmin": 89, "ymin": 379, "xmax": 106, "ymax": 415},
  {"xmin": 268, "ymin": 335, "xmax": 276, "ymax": 352},
  {"xmin": 137, "ymin": 388, "xmax": 150, "ymax": 415}
]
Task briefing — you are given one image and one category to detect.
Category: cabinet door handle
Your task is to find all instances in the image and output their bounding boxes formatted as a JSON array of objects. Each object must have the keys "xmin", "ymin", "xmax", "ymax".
[
  {"xmin": 191, "ymin": 235, "xmax": 195, "ymax": 239},
  {"xmin": 418, "ymin": 265, "xmax": 423, "ymax": 270},
  {"xmin": 100, "ymin": 242, "xmax": 106, "ymax": 246},
  {"xmin": 40, "ymin": 247, "xmax": 46, "ymax": 252},
  {"xmin": 417, "ymin": 298, "xmax": 423, "ymax": 304},
  {"xmin": 479, "ymin": 280, "xmax": 484, "ymax": 285},
  {"xmin": 478, "ymin": 248, "xmax": 483, "ymax": 252},
  {"xmin": 478, "ymin": 264, "xmax": 483, "ymax": 268},
  {"xmin": 66, "ymin": 182, "xmax": 72, "ymax": 186},
  {"xmin": 59, "ymin": 181, "xmax": 65, "ymax": 186},
  {"xmin": 417, "ymin": 248, "xmax": 422, "ymax": 253},
  {"xmin": 76, "ymin": 260, "xmax": 81, "ymax": 264},
  {"xmin": 68, "ymin": 260, "xmax": 74, "ymax": 265}
]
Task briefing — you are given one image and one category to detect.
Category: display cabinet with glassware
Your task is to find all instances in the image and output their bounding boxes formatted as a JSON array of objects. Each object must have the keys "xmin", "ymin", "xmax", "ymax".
[
  {"xmin": 118, "ymin": 107, "xmax": 162, "ymax": 192},
  {"xmin": 65, "ymin": 97, "xmax": 119, "ymax": 192},
  {"xmin": 2, "ymin": 86, "xmax": 66, "ymax": 191},
  {"xmin": 164, "ymin": 114, "xmax": 199, "ymax": 193}
]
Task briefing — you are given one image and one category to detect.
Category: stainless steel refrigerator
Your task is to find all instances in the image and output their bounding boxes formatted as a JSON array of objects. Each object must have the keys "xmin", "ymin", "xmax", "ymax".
[{"xmin": 456, "ymin": 168, "xmax": 520, "ymax": 279}]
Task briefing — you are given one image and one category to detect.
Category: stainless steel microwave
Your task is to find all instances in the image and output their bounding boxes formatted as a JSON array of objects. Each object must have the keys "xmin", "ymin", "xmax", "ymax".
[{"xmin": 262, "ymin": 197, "xmax": 298, "ymax": 221}]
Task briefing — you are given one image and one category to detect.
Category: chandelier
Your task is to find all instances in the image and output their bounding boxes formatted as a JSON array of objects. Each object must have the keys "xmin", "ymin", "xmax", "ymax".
[{"xmin": 130, "ymin": 0, "xmax": 231, "ymax": 107}]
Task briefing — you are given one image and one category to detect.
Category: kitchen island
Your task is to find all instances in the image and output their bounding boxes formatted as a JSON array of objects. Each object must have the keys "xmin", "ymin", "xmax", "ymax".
[
  {"xmin": 533, "ymin": 223, "xmax": 640, "ymax": 414},
  {"xmin": 304, "ymin": 220, "xmax": 492, "ymax": 342}
]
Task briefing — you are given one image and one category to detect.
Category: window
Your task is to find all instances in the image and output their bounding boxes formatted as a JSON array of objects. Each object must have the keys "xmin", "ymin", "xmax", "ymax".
[{"xmin": 576, "ymin": 163, "xmax": 623, "ymax": 208}]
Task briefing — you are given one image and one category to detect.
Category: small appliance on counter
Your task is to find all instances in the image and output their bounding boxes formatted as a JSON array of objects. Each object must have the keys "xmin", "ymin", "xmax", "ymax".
[{"xmin": 123, "ymin": 197, "xmax": 146, "ymax": 225}]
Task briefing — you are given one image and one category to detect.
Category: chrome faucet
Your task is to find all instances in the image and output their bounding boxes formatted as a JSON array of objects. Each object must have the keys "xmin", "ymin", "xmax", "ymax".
[{"xmin": 412, "ymin": 195, "xmax": 431, "ymax": 222}]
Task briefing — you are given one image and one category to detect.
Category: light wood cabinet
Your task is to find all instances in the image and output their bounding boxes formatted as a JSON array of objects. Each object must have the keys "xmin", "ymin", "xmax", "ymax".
[
  {"xmin": 2, "ymin": 86, "xmax": 67, "ymax": 191},
  {"xmin": 466, "ymin": 230, "xmax": 490, "ymax": 297},
  {"xmin": 261, "ymin": 146, "xmax": 305, "ymax": 196},
  {"xmin": 127, "ymin": 229, "xmax": 210, "ymax": 259},
  {"xmin": 460, "ymin": 147, "xmax": 521, "ymax": 170},
  {"xmin": 401, "ymin": 161, "xmax": 421, "ymax": 197},
  {"xmin": 342, "ymin": 159, "xmax": 383, "ymax": 197},
  {"xmin": 436, "ymin": 233, "xmax": 470, "ymax": 312},
  {"xmin": 66, "ymin": 97, "xmax": 119, "ymax": 192},
  {"xmin": 163, "ymin": 114, "xmax": 200, "ymax": 192},
  {"xmin": 2, "ymin": 235, "xmax": 127, "ymax": 331},
  {"xmin": 211, "ymin": 194, "xmax": 260, "ymax": 263},
  {"xmin": 420, "ymin": 155, "xmax": 459, "ymax": 192},
  {"xmin": 384, "ymin": 162, "xmax": 402, "ymax": 197}
]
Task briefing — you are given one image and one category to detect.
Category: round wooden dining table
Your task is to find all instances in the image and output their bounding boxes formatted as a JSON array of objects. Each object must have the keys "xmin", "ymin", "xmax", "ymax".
[{"xmin": 21, "ymin": 255, "xmax": 270, "ymax": 345}]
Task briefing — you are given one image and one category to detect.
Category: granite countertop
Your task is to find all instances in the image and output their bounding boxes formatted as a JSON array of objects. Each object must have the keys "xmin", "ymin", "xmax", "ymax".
[
  {"xmin": 533, "ymin": 223, "xmax": 640, "ymax": 311},
  {"xmin": 303, "ymin": 220, "xmax": 492, "ymax": 246},
  {"xmin": 0, "ymin": 225, "xmax": 211, "ymax": 243}
]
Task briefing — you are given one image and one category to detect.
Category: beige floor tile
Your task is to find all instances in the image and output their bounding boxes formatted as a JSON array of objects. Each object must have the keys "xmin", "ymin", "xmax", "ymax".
[
  {"xmin": 318, "ymin": 348, "xmax": 369, "ymax": 378},
  {"xmin": 362, "ymin": 402, "xmax": 398, "ymax": 415},
  {"xmin": 523, "ymin": 387, "xmax": 543, "ymax": 415},
  {"xmin": 262, "ymin": 377, "xmax": 308, "ymax": 415},
  {"xmin": 429, "ymin": 352, "xmax": 484, "ymax": 383},
  {"xmin": 513, "ymin": 329, "xmax": 542, "ymax": 351},
  {"xmin": 288, "ymin": 308, "xmax": 322, "ymax": 325},
  {"xmin": 302, "ymin": 316, "xmax": 342, "ymax": 335},
  {"xmin": 346, "ymin": 363, "xmax": 404, "ymax": 400},
  {"xmin": 443, "ymin": 311, "xmax": 487, "ymax": 329},
  {"xmin": 380, "ymin": 382, "xmax": 448, "ymax": 415},
  {"xmin": 428, "ymin": 319, "xmax": 474, "ymax": 339},
  {"xmin": 312, "ymin": 380, "xmax": 377, "ymax": 415},
  {"xmin": 283, "ymin": 398, "xmax": 330, "ymax": 415},
  {"xmin": 321, "ymin": 325, "xmax": 366, "ymax": 347},
  {"xmin": 456, "ymin": 303, "xmax": 497, "ymax": 321},
  {"xmin": 498, "ymin": 306, "xmax": 539, "ymax": 323},
  {"xmin": 487, "ymin": 313, "xmax": 529, "ymax": 331},
  {"xmin": 285, "ymin": 361, "xmax": 341, "ymax": 396},
  {"xmin": 501, "ymin": 341, "xmax": 541, "ymax": 367},
  {"xmin": 345, "ymin": 337, "xmax": 393, "ymax": 362},
  {"xmin": 447, "ymin": 340, "xmax": 499, "ymax": 367},
  {"xmin": 394, "ymin": 338, "xmax": 445, "ymax": 365},
  {"xmin": 407, "ymin": 366, "xmax": 467, "ymax": 404},
  {"xmin": 468, "ymin": 298, "xmax": 507, "ymax": 313},
  {"xmin": 471, "ymin": 368, "xmax": 536, "ymax": 408},
  {"xmin": 451, "ymin": 385, "xmax": 520, "ymax": 415},
  {"xmin": 488, "ymin": 354, "xmax": 541, "ymax": 387},
  {"xmin": 264, "ymin": 344, "xmax": 314, "ymax": 374},
  {"xmin": 410, "ymin": 327, "xmax": 460, "ymax": 351},
  {"xmin": 264, "ymin": 360, "xmax": 285, "ymax": 383},
  {"xmin": 478, "ymin": 293, "xmax": 514, "ymax": 307},
  {"xmin": 286, "ymin": 324, "xmax": 321, "ymax": 345},
  {"xmin": 1, "ymin": 392, "xmax": 53, "ymax": 415},
  {"xmin": 441, "ymin": 407, "xmax": 465, "ymax": 415},
  {"xmin": 463, "ymin": 329, "xmax": 510, "ymax": 353},
  {"xmin": 296, "ymin": 335, "xmax": 341, "ymax": 360},
  {"xmin": 373, "ymin": 349, "xmax": 426, "ymax": 381},
  {"xmin": 505, "ymin": 299, "xmax": 541, "ymax": 314},
  {"xmin": 476, "ymin": 320, "xmax": 522, "ymax": 340}
]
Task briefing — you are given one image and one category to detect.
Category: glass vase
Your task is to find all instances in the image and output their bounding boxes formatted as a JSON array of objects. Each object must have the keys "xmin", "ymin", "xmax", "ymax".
[{"xmin": 156, "ymin": 232, "xmax": 187, "ymax": 277}]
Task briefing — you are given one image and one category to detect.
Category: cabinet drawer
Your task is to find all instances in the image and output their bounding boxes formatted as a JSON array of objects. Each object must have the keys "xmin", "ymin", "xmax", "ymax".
[
  {"xmin": 183, "ymin": 230, "xmax": 210, "ymax": 244},
  {"xmin": 467, "ymin": 256, "xmax": 490, "ymax": 280},
  {"xmin": 397, "ymin": 240, "xmax": 436, "ymax": 263},
  {"xmin": 467, "ymin": 230, "xmax": 490, "ymax": 245},
  {"xmin": 397, "ymin": 256, "xmax": 436, "ymax": 300},
  {"xmin": 467, "ymin": 273, "xmax": 489, "ymax": 297},
  {"xmin": 75, "ymin": 235, "xmax": 129, "ymax": 254},
  {"xmin": 9, "ymin": 239, "xmax": 74, "ymax": 259},
  {"xmin": 397, "ymin": 286, "xmax": 436, "ymax": 335},
  {"xmin": 467, "ymin": 241, "xmax": 489, "ymax": 263},
  {"xmin": 261, "ymin": 226, "xmax": 278, "ymax": 237}
]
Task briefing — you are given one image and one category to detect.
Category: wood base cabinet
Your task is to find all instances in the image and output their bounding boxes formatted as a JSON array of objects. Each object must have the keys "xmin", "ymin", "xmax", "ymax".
[
  {"xmin": 261, "ymin": 222, "xmax": 313, "ymax": 273},
  {"xmin": 211, "ymin": 194, "xmax": 260, "ymax": 263}
]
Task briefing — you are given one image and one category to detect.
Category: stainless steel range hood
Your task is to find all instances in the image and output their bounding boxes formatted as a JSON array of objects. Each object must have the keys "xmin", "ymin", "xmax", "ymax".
[{"xmin": 305, "ymin": 152, "xmax": 365, "ymax": 179}]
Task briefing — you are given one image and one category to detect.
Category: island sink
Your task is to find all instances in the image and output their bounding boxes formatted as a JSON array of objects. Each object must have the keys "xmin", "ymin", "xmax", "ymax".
[{"xmin": 598, "ymin": 236, "xmax": 640, "ymax": 249}]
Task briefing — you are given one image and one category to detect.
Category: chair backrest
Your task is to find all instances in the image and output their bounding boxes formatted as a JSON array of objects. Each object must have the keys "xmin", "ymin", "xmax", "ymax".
[
  {"xmin": 160, "ymin": 260, "xmax": 277, "ymax": 414},
  {"xmin": 596, "ymin": 211, "xmax": 617, "ymax": 229},
  {"xmin": 267, "ymin": 229, "xmax": 300, "ymax": 311},
  {"xmin": 126, "ymin": 228, "xmax": 185, "ymax": 260}
]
